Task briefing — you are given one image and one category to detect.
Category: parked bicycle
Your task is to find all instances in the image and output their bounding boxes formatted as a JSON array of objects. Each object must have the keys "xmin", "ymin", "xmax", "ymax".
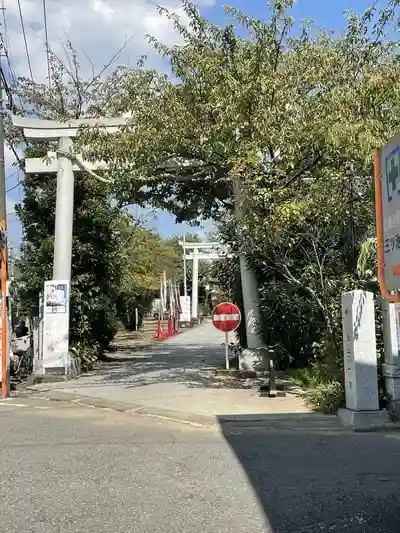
[{"xmin": 10, "ymin": 334, "xmax": 34, "ymax": 382}]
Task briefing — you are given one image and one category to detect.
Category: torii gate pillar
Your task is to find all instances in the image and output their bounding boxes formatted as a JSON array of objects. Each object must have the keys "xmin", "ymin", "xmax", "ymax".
[{"xmin": 53, "ymin": 137, "xmax": 74, "ymax": 281}]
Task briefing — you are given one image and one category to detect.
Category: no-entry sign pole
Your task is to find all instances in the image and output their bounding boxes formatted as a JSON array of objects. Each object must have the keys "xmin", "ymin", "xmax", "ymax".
[
  {"xmin": 212, "ymin": 302, "xmax": 241, "ymax": 370},
  {"xmin": 224, "ymin": 330, "xmax": 229, "ymax": 370}
]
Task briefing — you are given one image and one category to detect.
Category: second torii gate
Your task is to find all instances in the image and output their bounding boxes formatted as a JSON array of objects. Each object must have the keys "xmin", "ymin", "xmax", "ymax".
[{"xmin": 179, "ymin": 241, "xmax": 231, "ymax": 321}]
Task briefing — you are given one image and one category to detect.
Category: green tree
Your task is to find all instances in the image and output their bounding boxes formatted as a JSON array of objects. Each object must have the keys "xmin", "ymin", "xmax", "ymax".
[
  {"xmin": 81, "ymin": 1, "xmax": 400, "ymax": 219},
  {"xmin": 16, "ymin": 143, "xmax": 126, "ymax": 359},
  {"xmin": 12, "ymin": 44, "xmax": 145, "ymax": 366},
  {"xmin": 116, "ymin": 225, "xmax": 181, "ymax": 329},
  {"xmin": 81, "ymin": 1, "xmax": 400, "ymax": 408}
]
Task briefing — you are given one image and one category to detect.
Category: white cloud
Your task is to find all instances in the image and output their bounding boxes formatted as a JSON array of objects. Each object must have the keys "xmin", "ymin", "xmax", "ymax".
[
  {"xmin": 4, "ymin": 0, "xmax": 215, "ymax": 83},
  {"xmin": 4, "ymin": 0, "xmax": 217, "ymax": 243}
]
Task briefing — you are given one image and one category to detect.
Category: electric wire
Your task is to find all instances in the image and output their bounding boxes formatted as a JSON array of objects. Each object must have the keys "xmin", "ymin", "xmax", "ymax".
[
  {"xmin": 1, "ymin": 1, "xmax": 17, "ymax": 86},
  {"xmin": 1, "ymin": 1, "xmax": 25, "ymax": 113},
  {"xmin": 7, "ymin": 179, "xmax": 21, "ymax": 194},
  {"xmin": 42, "ymin": 0, "xmax": 51, "ymax": 88},
  {"xmin": 16, "ymin": 0, "xmax": 34, "ymax": 81}
]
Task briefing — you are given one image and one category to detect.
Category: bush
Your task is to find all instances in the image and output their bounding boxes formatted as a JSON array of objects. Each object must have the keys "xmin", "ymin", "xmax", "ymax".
[
  {"xmin": 286, "ymin": 332, "xmax": 345, "ymax": 413},
  {"xmin": 90, "ymin": 304, "xmax": 119, "ymax": 351},
  {"xmin": 305, "ymin": 380, "xmax": 345, "ymax": 413},
  {"xmin": 70, "ymin": 342, "xmax": 100, "ymax": 373}
]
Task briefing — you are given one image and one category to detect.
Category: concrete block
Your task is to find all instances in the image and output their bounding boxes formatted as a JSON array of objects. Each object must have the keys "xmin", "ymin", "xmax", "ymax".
[
  {"xmin": 239, "ymin": 348, "xmax": 268, "ymax": 372},
  {"xmin": 338, "ymin": 408, "xmax": 390, "ymax": 431},
  {"xmin": 382, "ymin": 363, "xmax": 400, "ymax": 418}
]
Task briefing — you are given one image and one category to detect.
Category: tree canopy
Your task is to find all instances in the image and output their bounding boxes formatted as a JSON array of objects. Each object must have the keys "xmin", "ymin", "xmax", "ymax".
[
  {"xmin": 81, "ymin": 1, "xmax": 400, "ymax": 222},
  {"xmin": 78, "ymin": 0, "xmax": 400, "ymax": 409}
]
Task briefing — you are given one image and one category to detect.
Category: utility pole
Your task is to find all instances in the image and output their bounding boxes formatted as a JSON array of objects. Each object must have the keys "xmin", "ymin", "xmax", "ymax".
[{"xmin": 0, "ymin": 59, "xmax": 8, "ymax": 398}]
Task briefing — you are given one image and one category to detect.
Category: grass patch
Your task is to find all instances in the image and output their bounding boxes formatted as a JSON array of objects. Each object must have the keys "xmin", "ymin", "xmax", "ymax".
[
  {"xmin": 286, "ymin": 367, "xmax": 345, "ymax": 414},
  {"xmin": 286, "ymin": 367, "xmax": 320, "ymax": 389}
]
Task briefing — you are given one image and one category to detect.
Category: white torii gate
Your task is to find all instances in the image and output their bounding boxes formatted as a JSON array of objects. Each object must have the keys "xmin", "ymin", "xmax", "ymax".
[
  {"xmin": 11, "ymin": 115, "xmax": 125, "ymax": 374},
  {"xmin": 12, "ymin": 115, "xmax": 125, "ymax": 282},
  {"xmin": 179, "ymin": 241, "xmax": 231, "ymax": 321}
]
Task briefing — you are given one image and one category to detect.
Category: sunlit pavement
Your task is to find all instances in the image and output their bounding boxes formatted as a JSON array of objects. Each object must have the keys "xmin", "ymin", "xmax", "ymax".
[
  {"xmin": 25, "ymin": 321, "xmax": 310, "ymax": 421},
  {"xmin": 2, "ymin": 398, "xmax": 400, "ymax": 532}
]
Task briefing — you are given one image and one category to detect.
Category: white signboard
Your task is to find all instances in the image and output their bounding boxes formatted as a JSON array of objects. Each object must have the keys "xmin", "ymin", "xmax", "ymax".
[
  {"xmin": 179, "ymin": 296, "xmax": 191, "ymax": 322},
  {"xmin": 381, "ymin": 136, "xmax": 400, "ymax": 291},
  {"xmin": 42, "ymin": 280, "xmax": 70, "ymax": 370},
  {"xmin": 0, "ymin": 297, "xmax": 7, "ymax": 383},
  {"xmin": 396, "ymin": 303, "xmax": 400, "ymax": 350}
]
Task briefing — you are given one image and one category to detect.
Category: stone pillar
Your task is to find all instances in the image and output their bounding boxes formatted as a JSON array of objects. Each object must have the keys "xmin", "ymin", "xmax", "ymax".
[
  {"xmin": 338, "ymin": 290, "xmax": 389, "ymax": 430},
  {"xmin": 382, "ymin": 300, "xmax": 400, "ymax": 417}
]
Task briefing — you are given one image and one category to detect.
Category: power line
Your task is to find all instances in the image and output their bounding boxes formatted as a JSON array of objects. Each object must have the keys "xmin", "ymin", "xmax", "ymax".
[
  {"xmin": 6, "ymin": 168, "xmax": 19, "ymax": 183},
  {"xmin": 0, "ymin": 32, "xmax": 15, "ymax": 86},
  {"xmin": 16, "ymin": 0, "xmax": 34, "ymax": 82},
  {"xmin": 0, "ymin": 3, "xmax": 25, "ymax": 115},
  {"xmin": 42, "ymin": 0, "xmax": 51, "ymax": 89},
  {"xmin": 0, "ymin": 2, "xmax": 28, "ymax": 160},
  {"xmin": 1, "ymin": 1, "xmax": 16, "ymax": 86},
  {"xmin": 0, "ymin": 65, "xmax": 12, "ymax": 109},
  {"xmin": 6, "ymin": 179, "xmax": 21, "ymax": 194},
  {"xmin": 7, "ymin": 142, "xmax": 22, "ymax": 166},
  {"xmin": 0, "ymin": 62, "xmax": 24, "ymax": 164}
]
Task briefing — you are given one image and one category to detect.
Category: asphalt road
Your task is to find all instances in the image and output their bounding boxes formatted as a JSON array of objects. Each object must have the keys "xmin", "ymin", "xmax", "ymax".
[{"xmin": 2, "ymin": 398, "xmax": 400, "ymax": 532}]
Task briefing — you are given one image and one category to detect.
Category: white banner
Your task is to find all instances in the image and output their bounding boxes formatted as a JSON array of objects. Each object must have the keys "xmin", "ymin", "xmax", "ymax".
[
  {"xmin": 179, "ymin": 296, "xmax": 191, "ymax": 322},
  {"xmin": 396, "ymin": 303, "xmax": 400, "ymax": 349},
  {"xmin": 42, "ymin": 280, "xmax": 70, "ymax": 369},
  {"xmin": 0, "ymin": 297, "xmax": 9, "ymax": 383}
]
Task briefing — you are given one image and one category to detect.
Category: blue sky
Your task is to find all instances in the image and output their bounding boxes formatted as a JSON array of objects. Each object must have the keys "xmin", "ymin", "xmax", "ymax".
[
  {"xmin": 5, "ymin": 0, "xmax": 388, "ymax": 251},
  {"xmin": 203, "ymin": 0, "xmax": 379, "ymax": 28}
]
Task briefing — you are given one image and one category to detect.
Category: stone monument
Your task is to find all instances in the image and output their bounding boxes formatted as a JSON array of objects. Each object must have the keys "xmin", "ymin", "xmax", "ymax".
[{"xmin": 338, "ymin": 290, "xmax": 389, "ymax": 430}]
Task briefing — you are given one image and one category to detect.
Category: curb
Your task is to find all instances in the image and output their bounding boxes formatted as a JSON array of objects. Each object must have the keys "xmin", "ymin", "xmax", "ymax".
[
  {"xmin": 24, "ymin": 387, "xmax": 319, "ymax": 428},
  {"xmin": 25, "ymin": 388, "xmax": 217, "ymax": 428}
]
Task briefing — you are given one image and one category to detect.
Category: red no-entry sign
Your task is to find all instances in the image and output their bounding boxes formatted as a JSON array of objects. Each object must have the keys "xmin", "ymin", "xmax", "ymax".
[{"xmin": 212, "ymin": 302, "xmax": 241, "ymax": 333}]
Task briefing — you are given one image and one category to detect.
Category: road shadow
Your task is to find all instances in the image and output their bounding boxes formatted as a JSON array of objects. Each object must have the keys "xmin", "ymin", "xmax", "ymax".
[
  {"xmin": 218, "ymin": 412, "xmax": 400, "ymax": 532},
  {"xmin": 93, "ymin": 341, "xmax": 274, "ymax": 391}
]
